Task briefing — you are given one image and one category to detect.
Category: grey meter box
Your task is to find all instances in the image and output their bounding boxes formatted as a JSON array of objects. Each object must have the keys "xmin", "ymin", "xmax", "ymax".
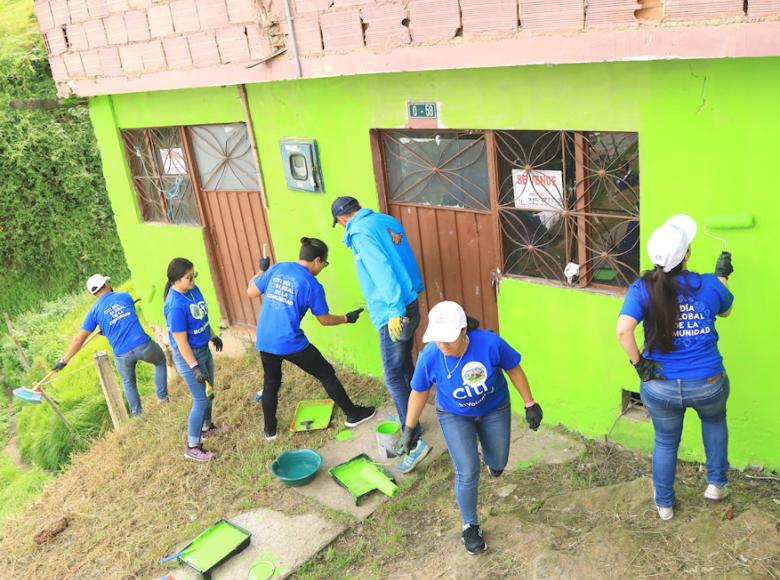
[{"xmin": 280, "ymin": 139, "xmax": 324, "ymax": 192}]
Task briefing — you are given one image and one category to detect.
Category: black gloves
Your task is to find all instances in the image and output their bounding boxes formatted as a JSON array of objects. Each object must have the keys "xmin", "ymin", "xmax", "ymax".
[
  {"xmin": 525, "ymin": 403, "xmax": 543, "ymax": 431},
  {"xmin": 715, "ymin": 251, "xmax": 733, "ymax": 279},
  {"xmin": 345, "ymin": 308, "xmax": 364, "ymax": 324},
  {"xmin": 193, "ymin": 365, "xmax": 208, "ymax": 384},
  {"xmin": 399, "ymin": 425, "xmax": 415, "ymax": 455},
  {"xmin": 211, "ymin": 336, "xmax": 223, "ymax": 352},
  {"xmin": 633, "ymin": 356, "xmax": 664, "ymax": 382},
  {"xmin": 52, "ymin": 358, "xmax": 67, "ymax": 372},
  {"xmin": 259, "ymin": 257, "xmax": 271, "ymax": 272}
]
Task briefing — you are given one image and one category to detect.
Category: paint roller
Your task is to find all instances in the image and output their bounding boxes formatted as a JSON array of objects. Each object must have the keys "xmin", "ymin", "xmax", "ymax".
[{"xmin": 703, "ymin": 213, "xmax": 754, "ymax": 251}]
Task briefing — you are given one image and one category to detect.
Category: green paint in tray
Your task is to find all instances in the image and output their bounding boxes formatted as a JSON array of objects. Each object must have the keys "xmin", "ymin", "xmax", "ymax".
[
  {"xmin": 329, "ymin": 454, "xmax": 398, "ymax": 505},
  {"xmin": 178, "ymin": 519, "xmax": 252, "ymax": 574},
  {"xmin": 290, "ymin": 399, "xmax": 335, "ymax": 432}
]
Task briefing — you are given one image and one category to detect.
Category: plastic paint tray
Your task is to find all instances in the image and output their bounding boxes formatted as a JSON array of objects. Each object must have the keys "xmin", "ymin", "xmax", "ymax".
[
  {"xmin": 178, "ymin": 519, "xmax": 251, "ymax": 577},
  {"xmin": 329, "ymin": 453, "xmax": 398, "ymax": 505},
  {"xmin": 290, "ymin": 399, "xmax": 335, "ymax": 432}
]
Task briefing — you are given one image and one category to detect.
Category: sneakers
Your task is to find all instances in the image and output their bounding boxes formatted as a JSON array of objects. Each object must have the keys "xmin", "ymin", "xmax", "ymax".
[
  {"xmin": 462, "ymin": 524, "xmax": 487, "ymax": 554},
  {"xmin": 264, "ymin": 428, "xmax": 278, "ymax": 441},
  {"xmin": 704, "ymin": 484, "xmax": 729, "ymax": 500},
  {"xmin": 656, "ymin": 505, "xmax": 674, "ymax": 521},
  {"xmin": 184, "ymin": 444, "xmax": 214, "ymax": 462},
  {"xmin": 487, "ymin": 466, "xmax": 504, "ymax": 478},
  {"xmin": 398, "ymin": 438, "xmax": 432, "ymax": 474},
  {"xmin": 344, "ymin": 406, "xmax": 377, "ymax": 428},
  {"xmin": 201, "ymin": 423, "xmax": 230, "ymax": 438}
]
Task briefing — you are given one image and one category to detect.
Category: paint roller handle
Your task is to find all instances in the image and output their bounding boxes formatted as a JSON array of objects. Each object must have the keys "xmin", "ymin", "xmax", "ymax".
[
  {"xmin": 715, "ymin": 251, "xmax": 733, "ymax": 279},
  {"xmin": 159, "ymin": 550, "xmax": 186, "ymax": 564}
]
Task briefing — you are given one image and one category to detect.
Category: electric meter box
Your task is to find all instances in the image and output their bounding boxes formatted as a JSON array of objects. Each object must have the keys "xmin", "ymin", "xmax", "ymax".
[{"xmin": 279, "ymin": 139, "xmax": 324, "ymax": 192}]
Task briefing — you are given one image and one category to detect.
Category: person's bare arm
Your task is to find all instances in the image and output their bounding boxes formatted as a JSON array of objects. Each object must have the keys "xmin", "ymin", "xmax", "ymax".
[
  {"xmin": 506, "ymin": 365, "xmax": 534, "ymax": 405},
  {"xmin": 316, "ymin": 313, "xmax": 348, "ymax": 326},
  {"xmin": 405, "ymin": 389, "xmax": 430, "ymax": 429},
  {"xmin": 62, "ymin": 329, "xmax": 91, "ymax": 364},
  {"xmin": 247, "ymin": 272, "xmax": 264, "ymax": 298},
  {"xmin": 616, "ymin": 314, "xmax": 642, "ymax": 364}
]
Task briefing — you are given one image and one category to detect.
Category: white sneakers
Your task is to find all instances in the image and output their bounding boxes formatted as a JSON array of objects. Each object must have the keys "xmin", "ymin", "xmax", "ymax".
[
  {"xmin": 704, "ymin": 484, "xmax": 728, "ymax": 500},
  {"xmin": 656, "ymin": 505, "xmax": 674, "ymax": 521},
  {"xmin": 655, "ymin": 484, "xmax": 728, "ymax": 521}
]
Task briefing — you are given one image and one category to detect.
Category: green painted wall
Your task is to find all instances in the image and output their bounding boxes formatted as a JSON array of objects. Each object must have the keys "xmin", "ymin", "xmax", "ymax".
[{"xmin": 90, "ymin": 57, "xmax": 780, "ymax": 469}]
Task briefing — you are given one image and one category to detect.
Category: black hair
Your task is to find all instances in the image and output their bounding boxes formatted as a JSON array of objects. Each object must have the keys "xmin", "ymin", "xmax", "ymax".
[
  {"xmin": 466, "ymin": 316, "xmax": 480, "ymax": 331},
  {"xmin": 299, "ymin": 237, "xmax": 328, "ymax": 262},
  {"xmin": 164, "ymin": 257, "xmax": 194, "ymax": 298},
  {"xmin": 640, "ymin": 261, "xmax": 685, "ymax": 353}
]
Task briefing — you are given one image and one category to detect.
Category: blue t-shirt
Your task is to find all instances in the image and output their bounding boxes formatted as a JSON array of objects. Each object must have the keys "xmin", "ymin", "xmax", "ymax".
[
  {"xmin": 163, "ymin": 285, "xmax": 212, "ymax": 351},
  {"xmin": 81, "ymin": 292, "xmax": 149, "ymax": 356},
  {"xmin": 411, "ymin": 329, "xmax": 522, "ymax": 416},
  {"xmin": 254, "ymin": 262, "xmax": 329, "ymax": 355},
  {"xmin": 619, "ymin": 272, "xmax": 734, "ymax": 380}
]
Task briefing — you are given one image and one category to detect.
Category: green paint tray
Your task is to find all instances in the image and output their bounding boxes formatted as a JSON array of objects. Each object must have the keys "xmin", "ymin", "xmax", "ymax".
[
  {"xmin": 178, "ymin": 519, "xmax": 252, "ymax": 578},
  {"xmin": 290, "ymin": 399, "xmax": 335, "ymax": 432},
  {"xmin": 329, "ymin": 453, "xmax": 398, "ymax": 505}
]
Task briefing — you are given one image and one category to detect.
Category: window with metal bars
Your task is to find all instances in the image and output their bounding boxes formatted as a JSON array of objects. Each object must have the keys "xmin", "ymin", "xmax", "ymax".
[
  {"xmin": 121, "ymin": 127, "xmax": 201, "ymax": 226},
  {"xmin": 496, "ymin": 130, "xmax": 639, "ymax": 289}
]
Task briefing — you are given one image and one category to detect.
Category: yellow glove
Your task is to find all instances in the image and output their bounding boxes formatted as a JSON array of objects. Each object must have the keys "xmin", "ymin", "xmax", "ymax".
[{"xmin": 388, "ymin": 317, "xmax": 404, "ymax": 342}]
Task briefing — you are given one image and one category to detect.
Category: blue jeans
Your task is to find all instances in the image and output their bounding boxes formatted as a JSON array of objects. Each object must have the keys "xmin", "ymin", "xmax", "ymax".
[
  {"xmin": 113, "ymin": 340, "xmax": 168, "ymax": 417},
  {"xmin": 437, "ymin": 399, "xmax": 511, "ymax": 526},
  {"xmin": 172, "ymin": 344, "xmax": 214, "ymax": 446},
  {"xmin": 640, "ymin": 374, "xmax": 730, "ymax": 508},
  {"xmin": 378, "ymin": 300, "xmax": 420, "ymax": 443}
]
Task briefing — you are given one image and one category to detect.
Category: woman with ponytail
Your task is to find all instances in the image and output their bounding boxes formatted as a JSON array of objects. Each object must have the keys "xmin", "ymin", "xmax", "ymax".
[
  {"xmin": 617, "ymin": 215, "xmax": 735, "ymax": 520},
  {"xmin": 247, "ymin": 237, "xmax": 376, "ymax": 440},
  {"xmin": 164, "ymin": 258, "xmax": 227, "ymax": 462}
]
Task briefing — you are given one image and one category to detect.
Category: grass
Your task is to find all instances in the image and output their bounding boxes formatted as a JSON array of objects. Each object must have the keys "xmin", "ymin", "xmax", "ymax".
[
  {"xmin": 0, "ymin": 0, "xmax": 37, "ymax": 60},
  {"xmin": 0, "ymin": 452, "xmax": 49, "ymax": 525}
]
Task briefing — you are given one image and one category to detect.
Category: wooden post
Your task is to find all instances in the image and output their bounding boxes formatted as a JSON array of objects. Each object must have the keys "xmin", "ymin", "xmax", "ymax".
[
  {"xmin": 93, "ymin": 351, "xmax": 129, "ymax": 429},
  {"xmin": 3, "ymin": 312, "xmax": 31, "ymax": 370}
]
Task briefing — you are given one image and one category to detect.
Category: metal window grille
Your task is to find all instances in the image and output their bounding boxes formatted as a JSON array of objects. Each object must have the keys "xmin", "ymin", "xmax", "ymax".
[
  {"xmin": 121, "ymin": 127, "xmax": 201, "ymax": 226},
  {"xmin": 188, "ymin": 124, "xmax": 261, "ymax": 192},
  {"xmin": 496, "ymin": 130, "xmax": 639, "ymax": 288}
]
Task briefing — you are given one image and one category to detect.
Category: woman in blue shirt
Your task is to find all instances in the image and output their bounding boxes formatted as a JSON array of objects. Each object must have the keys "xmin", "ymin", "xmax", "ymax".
[
  {"xmin": 247, "ymin": 237, "xmax": 376, "ymax": 440},
  {"xmin": 400, "ymin": 300, "xmax": 543, "ymax": 555},
  {"xmin": 617, "ymin": 214, "xmax": 735, "ymax": 521},
  {"xmin": 164, "ymin": 258, "xmax": 226, "ymax": 463}
]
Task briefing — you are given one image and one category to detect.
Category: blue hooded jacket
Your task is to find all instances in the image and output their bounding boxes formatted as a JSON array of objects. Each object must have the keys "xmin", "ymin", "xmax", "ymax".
[{"xmin": 343, "ymin": 208, "xmax": 424, "ymax": 329}]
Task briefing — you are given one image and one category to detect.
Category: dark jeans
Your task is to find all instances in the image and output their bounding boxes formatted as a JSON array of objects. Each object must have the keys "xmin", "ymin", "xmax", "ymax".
[
  {"xmin": 260, "ymin": 344, "xmax": 359, "ymax": 432},
  {"xmin": 378, "ymin": 299, "xmax": 421, "ymax": 444}
]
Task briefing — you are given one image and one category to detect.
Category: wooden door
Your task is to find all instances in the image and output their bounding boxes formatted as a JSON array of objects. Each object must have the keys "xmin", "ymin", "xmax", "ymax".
[
  {"xmin": 186, "ymin": 123, "xmax": 274, "ymax": 331},
  {"xmin": 373, "ymin": 130, "xmax": 501, "ymax": 349}
]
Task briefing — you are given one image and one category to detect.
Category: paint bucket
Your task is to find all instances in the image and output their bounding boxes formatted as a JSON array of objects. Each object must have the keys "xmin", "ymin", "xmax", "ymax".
[{"xmin": 376, "ymin": 421, "xmax": 401, "ymax": 459}]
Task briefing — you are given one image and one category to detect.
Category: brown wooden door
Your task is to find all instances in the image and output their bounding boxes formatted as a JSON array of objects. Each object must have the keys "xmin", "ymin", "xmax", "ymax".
[
  {"xmin": 185, "ymin": 123, "xmax": 274, "ymax": 331},
  {"xmin": 199, "ymin": 190, "xmax": 272, "ymax": 329},
  {"xmin": 374, "ymin": 130, "xmax": 501, "ymax": 348}
]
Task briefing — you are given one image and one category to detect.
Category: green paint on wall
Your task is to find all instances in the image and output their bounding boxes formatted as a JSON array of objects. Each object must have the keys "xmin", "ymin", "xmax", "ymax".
[{"xmin": 90, "ymin": 57, "xmax": 780, "ymax": 469}]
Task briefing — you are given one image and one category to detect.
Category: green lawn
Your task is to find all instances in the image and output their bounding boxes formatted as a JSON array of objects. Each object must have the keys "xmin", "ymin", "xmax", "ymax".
[{"xmin": 0, "ymin": 0, "xmax": 37, "ymax": 60}]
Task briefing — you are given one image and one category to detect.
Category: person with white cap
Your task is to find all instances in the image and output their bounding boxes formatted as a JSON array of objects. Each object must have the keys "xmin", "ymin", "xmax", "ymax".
[
  {"xmin": 52, "ymin": 274, "xmax": 168, "ymax": 416},
  {"xmin": 616, "ymin": 214, "xmax": 735, "ymax": 521},
  {"xmin": 399, "ymin": 300, "xmax": 543, "ymax": 555}
]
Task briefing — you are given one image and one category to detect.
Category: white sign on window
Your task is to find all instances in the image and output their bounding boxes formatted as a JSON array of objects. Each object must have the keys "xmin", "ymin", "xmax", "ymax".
[
  {"xmin": 512, "ymin": 169, "xmax": 563, "ymax": 210},
  {"xmin": 160, "ymin": 147, "xmax": 187, "ymax": 175}
]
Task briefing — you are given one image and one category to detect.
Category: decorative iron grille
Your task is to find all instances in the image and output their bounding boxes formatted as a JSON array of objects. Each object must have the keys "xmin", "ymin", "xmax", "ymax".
[
  {"xmin": 121, "ymin": 127, "xmax": 201, "ymax": 226},
  {"xmin": 188, "ymin": 124, "xmax": 261, "ymax": 191},
  {"xmin": 496, "ymin": 130, "xmax": 639, "ymax": 288},
  {"xmin": 382, "ymin": 130, "xmax": 490, "ymax": 212}
]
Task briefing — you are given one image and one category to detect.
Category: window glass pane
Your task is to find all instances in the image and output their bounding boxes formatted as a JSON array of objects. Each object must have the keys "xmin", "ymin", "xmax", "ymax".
[
  {"xmin": 148, "ymin": 127, "xmax": 201, "ymax": 226},
  {"xmin": 189, "ymin": 123, "xmax": 261, "ymax": 191},
  {"xmin": 496, "ymin": 130, "xmax": 575, "ymax": 281},
  {"xmin": 122, "ymin": 129, "xmax": 166, "ymax": 223},
  {"xmin": 382, "ymin": 131, "xmax": 490, "ymax": 211},
  {"xmin": 582, "ymin": 217, "xmax": 640, "ymax": 288},
  {"xmin": 583, "ymin": 132, "xmax": 639, "ymax": 216}
]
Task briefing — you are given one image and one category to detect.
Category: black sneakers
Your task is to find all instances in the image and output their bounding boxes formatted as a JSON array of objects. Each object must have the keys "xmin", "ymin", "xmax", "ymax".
[
  {"xmin": 462, "ymin": 524, "xmax": 487, "ymax": 554},
  {"xmin": 487, "ymin": 466, "xmax": 503, "ymax": 478},
  {"xmin": 344, "ymin": 406, "xmax": 377, "ymax": 428},
  {"xmin": 264, "ymin": 427, "xmax": 278, "ymax": 441}
]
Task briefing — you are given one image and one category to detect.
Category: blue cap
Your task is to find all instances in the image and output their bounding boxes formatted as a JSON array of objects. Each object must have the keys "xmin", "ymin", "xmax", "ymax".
[{"xmin": 331, "ymin": 196, "xmax": 361, "ymax": 227}]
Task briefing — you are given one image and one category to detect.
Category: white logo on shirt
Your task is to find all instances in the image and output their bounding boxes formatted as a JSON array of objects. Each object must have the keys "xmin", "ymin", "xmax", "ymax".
[{"xmin": 453, "ymin": 361, "xmax": 492, "ymax": 406}]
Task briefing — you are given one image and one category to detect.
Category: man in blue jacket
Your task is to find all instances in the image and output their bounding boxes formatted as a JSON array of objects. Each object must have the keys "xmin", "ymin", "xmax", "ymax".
[{"xmin": 332, "ymin": 196, "xmax": 431, "ymax": 473}]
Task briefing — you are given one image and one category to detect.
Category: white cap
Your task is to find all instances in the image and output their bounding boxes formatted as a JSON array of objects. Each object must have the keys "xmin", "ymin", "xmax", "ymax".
[
  {"xmin": 422, "ymin": 301, "xmax": 467, "ymax": 343},
  {"xmin": 646, "ymin": 214, "xmax": 697, "ymax": 273},
  {"xmin": 86, "ymin": 274, "xmax": 110, "ymax": 295}
]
